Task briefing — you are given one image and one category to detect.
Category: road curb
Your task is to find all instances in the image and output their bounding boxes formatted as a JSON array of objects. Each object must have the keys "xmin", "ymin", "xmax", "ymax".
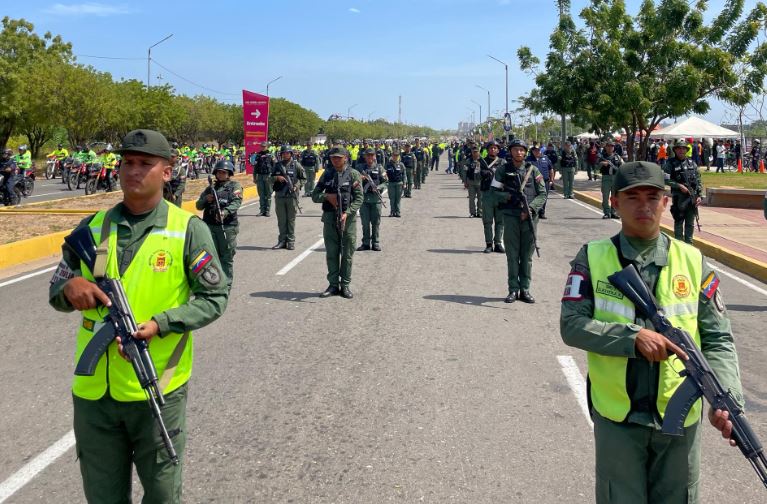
[
  {"xmin": 572, "ymin": 189, "xmax": 767, "ymax": 284},
  {"xmin": 0, "ymin": 186, "xmax": 259, "ymax": 271}
]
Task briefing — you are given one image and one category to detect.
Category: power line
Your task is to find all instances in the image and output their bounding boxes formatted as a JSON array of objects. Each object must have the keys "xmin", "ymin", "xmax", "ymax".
[
  {"xmin": 76, "ymin": 54, "xmax": 144, "ymax": 61},
  {"xmin": 150, "ymin": 58, "xmax": 239, "ymax": 96}
]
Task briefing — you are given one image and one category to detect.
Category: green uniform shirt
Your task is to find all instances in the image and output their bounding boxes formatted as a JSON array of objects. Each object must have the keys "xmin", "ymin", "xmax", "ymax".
[
  {"xmin": 560, "ymin": 231, "xmax": 743, "ymax": 428},
  {"xmin": 195, "ymin": 179, "xmax": 243, "ymax": 223},
  {"xmin": 311, "ymin": 165, "xmax": 364, "ymax": 217},
  {"xmin": 491, "ymin": 160, "xmax": 547, "ymax": 215},
  {"xmin": 49, "ymin": 200, "xmax": 229, "ymax": 336}
]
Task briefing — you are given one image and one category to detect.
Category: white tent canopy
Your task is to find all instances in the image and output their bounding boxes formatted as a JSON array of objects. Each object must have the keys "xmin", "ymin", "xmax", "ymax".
[
  {"xmin": 574, "ymin": 132, "xmax": 599, "ymax": 139},
  {"xmin": 653, "ymin": 116, "xmax": 739, "ymax": 139}
]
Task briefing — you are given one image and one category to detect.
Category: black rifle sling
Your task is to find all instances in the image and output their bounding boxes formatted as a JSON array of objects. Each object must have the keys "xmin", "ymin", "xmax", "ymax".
[{"xmin": 93, "ymin": 210, "xmax": 112, "ymax": 278}]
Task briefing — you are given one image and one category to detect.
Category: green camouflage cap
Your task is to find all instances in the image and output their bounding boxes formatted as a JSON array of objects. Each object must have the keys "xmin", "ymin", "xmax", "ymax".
[
  {"xmin": 390, "ymin": 149, "xmax": 401, "ymax": 156},
  {"xmin": 614, "ymin": 161, "xmax": 666, "ymax": 192},
  {"xmin": 673, "ymin": 137, "xmax": 688, "ymax": 148},
  {"xmin": 116, "ymin": 129, "xmax": 172, "ymax": 159},
  {"xmin": 363, "ymin": 148, "xmax": 376, "ymax": 155},
  {"xmin": 328, "ymin": 147, "xmax": 348, "ymax": 157}
]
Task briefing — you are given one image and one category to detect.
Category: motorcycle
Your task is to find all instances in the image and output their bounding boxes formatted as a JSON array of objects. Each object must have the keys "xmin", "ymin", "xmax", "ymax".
[
  {"xmin": 0, "ymin": 172, "xmax": 23, "ymax": 206},
  {"xmin": 59, "ymin": 157, "xmax": 74, "ymax": 184},
  {"xmin": 84, "ymin": 163, "xmax": 119, "ymax": 195},
  {"xmin": 20, "ymin": 169, "xmax": 35, "ymax": 197},
  {"xmin": 45, "ymin": 157, "xmax": 62, "ymax": 179},
  {"xmin": 67, "ymin": 160, "xmax": 88, "ymax": 191}
]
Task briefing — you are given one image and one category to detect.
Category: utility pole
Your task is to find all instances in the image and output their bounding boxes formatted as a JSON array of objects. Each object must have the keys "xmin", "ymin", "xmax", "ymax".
[
  {"xmin": 398, "ymin": 95, "xmax": 402, "ymax": 124},
  {"xmin": 266, "ymin": 76, "xmax": 282, "ymax": 97},
  {"xmin": 147, "ymin": 34, "xmax": 173, "ymax": 89}
]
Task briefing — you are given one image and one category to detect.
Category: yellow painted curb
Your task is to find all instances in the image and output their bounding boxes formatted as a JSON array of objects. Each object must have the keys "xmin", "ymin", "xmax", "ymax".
[
  {"xmin": 573, "ymin": 190, "xmax": 767, "ymax": 284},
  {"xmin": 0, "ymin": 185, "xmax": 262, "ymax": 272}
]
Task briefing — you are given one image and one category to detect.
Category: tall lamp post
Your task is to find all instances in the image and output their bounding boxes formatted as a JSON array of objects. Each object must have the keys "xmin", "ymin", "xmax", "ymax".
[
  {"xmin": 266, "ymin": 76, "xmax": 282, "ymax": 97},
  {"xmin": 486, "ymin": 55, "xmax": 508, "ymax": 117},
  {"xmin": 470, "ymin": 100, "xmax": 482, "ymax": 126},
  {"xmin": 347, "ymin": 103, "xmax": 358, "ymax": 120},
  {"xmin": 147, "ymin": 34, "xmax": 173, "ymax": 89},
  {"xmin": 475, "ymin": 85, "xmax": 491, "ymax": 121}
]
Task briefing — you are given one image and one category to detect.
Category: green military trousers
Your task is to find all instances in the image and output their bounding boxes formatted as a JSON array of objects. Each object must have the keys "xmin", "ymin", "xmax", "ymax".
[
  {"xmin": 502, "ymin": 213, "xmax": 537, "ymax": 292},
  {"xmin": 322, "ymin": 212, "xmax": 357, "ymax": 287},
  {"xmin": 593, "ymin": 411, "xmax": 701, "ymax": 504},
  {"xmin": 304, "ymin": 168, "xmax": 316, "ymax": 196},
  {"xmin": 388, "ymin": 182, "xmax": 403, "ymax": 216},
  {"xmin": 209, "ymin": 224, "xmax": 238, "ymax": 290},
  {"xmin": 405, "ymin": 168, "xmax": 414, "ymax": 197},
  {"xmin": 255, "ymin": 174, "xmax": 271, "ymax": 214},
  {"xmin": 481, "ymin": 190, "xmax": 503, "ymax": 245},
  {"xmin": 275, "ymin": 196, "xmax": 297, "ymax": 245},
  {"xmin": 414, "ymin": 164, "xmax": 422, "ymax": 189},
  {"xmin": 467, "ymin": 180, "xmax": 482, "ymax": 217},
  {"xmin": 561, "ymin": 167, "xmax": 575, "ymax": 198},
  {"xmin": 360, "ymin": 200, "xmax": 382, "ymax": 246},
  {"xmin": 73, "ymin": 384, "xmax": 188, "ymax": 504},
  {"xmin": 601, "ymin": 174, "xmax": 615, "ymax": 216},
  {"xmin": 420, "ymin": 160, "xmax": 427, "ymax": 183},
  {"xmin": 671, "ymin": 192, "xmax": 697, "ymax": 244}
]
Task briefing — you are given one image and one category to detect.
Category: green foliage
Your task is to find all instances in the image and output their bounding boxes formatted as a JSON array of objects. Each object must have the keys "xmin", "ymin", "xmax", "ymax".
[
  {"xmin": 268, "ymin": 98, "xmax": 322, "ymax": 144},
  {"xmin": 518, "ymin": 0, "xmax": 767, "ymax": 160}
]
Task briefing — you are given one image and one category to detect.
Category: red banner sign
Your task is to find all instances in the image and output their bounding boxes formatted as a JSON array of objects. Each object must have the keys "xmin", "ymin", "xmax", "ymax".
[{"xmin": 242, "ymin": 90, "xmax": 269, "ymax": 174}]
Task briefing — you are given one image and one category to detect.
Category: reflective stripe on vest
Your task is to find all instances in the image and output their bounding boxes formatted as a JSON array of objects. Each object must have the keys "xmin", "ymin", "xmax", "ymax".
[
  {"xmin": 73, "ymin": 202, "xmax": 194, "ymax": 401},
  {"xmin": 586, "ymin": 237, "xmax": 702, "ymax": 425}
]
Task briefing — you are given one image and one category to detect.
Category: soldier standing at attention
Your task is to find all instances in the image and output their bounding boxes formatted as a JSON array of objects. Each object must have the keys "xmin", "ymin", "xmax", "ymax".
[
  {"xmin": 480, "ymin": 140, "xmax": 505, "ymax": 253},
  {"xmin": 355, "ymin": 148, "xmax": 388, "ymax": 251},
  {"xmin": 270, "ymin": 145, "xmax": 305, "ymax": 250},
  {"xmin": 385, "ymin": 149, "xmax": 405, "ymax": 217},
  {"xmin": 665, "ymin": 138, "xmax": 702, "ymax": 243},
  {"xmin": 312, "ymin": 147, "xmax": 363, "ymax": 299},
  {"xmin": 300, "ymin": 141, "xmax": 321, "ymax": 197},
  {"xmin": 491, "ymin": 139, "xmax": 547, "ymax": 303},
  {"xmin": 430, "ymin": 141, "xmax": 442, "ymax": 171},
  {"xmin": 195, "ymin": 160, "xmax": 242, "ymax": 291},
  {"xmin": 559, "ymin": 141, "xmax": 579, "ymax": 199},
  {"xmin": 599, "ymin": 139, "xmax": 623, "ymax": 219},
  {"xmin": 560, "ymin": 161, "xmax": 742, "ymax": 504},
  {"xmin": 401, "ymin": 143, "xmax": 417, "ymax": 198},
  {"xmin": 49, "ymin": 129, "xmax": 227, "ymax": 503},
  {"xmin": 412, "ymin": 139, "xmax": 425, "ymax": 190},
  {"xmin": 528, "ymin": 145, "xmax": 554, "ymax": 219},
  {"xmin": 252, "ymin": 141, "xmax": 275, "ymax": 216},
  {"xmin": 464, "ymin": 146, "xmax": 483, "ymax": 218},
  {"xmin": 164, "ymin": 149, "xmax": 186, "ymax": 206}
]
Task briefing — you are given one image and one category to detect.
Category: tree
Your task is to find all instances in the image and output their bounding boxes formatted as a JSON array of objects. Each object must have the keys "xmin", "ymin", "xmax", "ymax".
[
  {"xmin": 518, "ymin": 0, "xmax": 767, "ymax": 160},
  {"xmin": 268, "ymin": 98, "xmax": 322, "ymax": 144}
]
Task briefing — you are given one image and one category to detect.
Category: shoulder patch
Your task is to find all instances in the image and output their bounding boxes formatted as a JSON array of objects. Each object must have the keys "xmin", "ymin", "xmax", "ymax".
[
  {"xmin": 50, "ymin": 260, "xmax": 75, "ymax": 284},
  {"xmin": 700, "ymin": 271, "xmax": 720, "ymax": 300},
  {"xmin": 191, "ymin": 250, "xmax": 213, "ymax": 274},
  {"xmin": 562, "ymin": 271, "xmax": 587, "ymax": 301},
  {"xmin": 200, "ymin": 263, "xmax": 222, "ymax": 287}
]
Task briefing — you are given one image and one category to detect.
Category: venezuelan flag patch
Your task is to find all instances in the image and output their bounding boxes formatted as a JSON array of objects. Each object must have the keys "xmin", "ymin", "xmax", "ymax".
[
  {"xmin": 700, "ymin": 271, "xmax": 720, "ymax": 299},
  {"xmin": 192, "ymin": 250, "xmax": 213, "ymax": 274}
]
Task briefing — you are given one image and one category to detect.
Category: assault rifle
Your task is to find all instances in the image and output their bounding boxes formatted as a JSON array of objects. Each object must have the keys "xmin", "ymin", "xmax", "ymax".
[
  {"xmin": 608, "ymin": 264, "xmax": 767, "ymax": 489},
  {"xmin": 207, "ymin": 175, "xmax": 227, "ymax": 240},
  {"xmin": 335, "ymin": 171, "xmax": 344, "ymax": 286},
  {"xmin": 515, "ymin": 171, "xmax": 541, "ymax": 257},
  {"xmin": 280, "ymin": 164, "xmax": 302, "ymax": 214},
  {"xmin": 361, "ymin": 171, "xmax": 387, "ymax": 208},
  {"xmin": 64, "ymin": 226, "xmax": 180, "ymax": 465}
]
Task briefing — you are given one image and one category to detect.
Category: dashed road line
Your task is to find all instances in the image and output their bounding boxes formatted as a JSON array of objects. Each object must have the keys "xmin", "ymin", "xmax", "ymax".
[
  {"xmin": 557, "ymin": 355, "xmax": 593, "ymax": 428},
  {"xmin": 276, "ymin": 238, "xmax": 325, "ymax": 276},
  {"xmin": 0, "ymin": 266, "xmax": 57, "ymax": 289}
]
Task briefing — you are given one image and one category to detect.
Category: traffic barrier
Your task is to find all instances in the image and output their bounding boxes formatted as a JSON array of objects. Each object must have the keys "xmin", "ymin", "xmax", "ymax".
[{"xmin": 760, "ymin": 159, "xmax": 766, "ymax": 173}]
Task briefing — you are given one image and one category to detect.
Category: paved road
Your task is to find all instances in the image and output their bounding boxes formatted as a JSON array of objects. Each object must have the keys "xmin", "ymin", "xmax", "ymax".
[
  {"xmin": 16, "ymin": 176, "xmax": 88, "ymax": 204},
  {"xmin": 1, "ymin": 165, "xmax": 766, "ymax": 503}
]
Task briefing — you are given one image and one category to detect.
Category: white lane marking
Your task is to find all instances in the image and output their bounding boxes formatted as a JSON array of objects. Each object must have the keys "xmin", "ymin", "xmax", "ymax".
[
  {"xmin": 708, "ymin": 263, "xmax": 767, "ymax": 297},
  {"xmin": 240, "ymin": 201, "xmax": 258, "ymax": 209},
  {"xmin": 0, "ymin": 430, "xmax": 75, "ymax": 503},
  {"xmin": 557, "ymin": 355, "xmax": 593, "ymax": 428},
  {"xmin": 0, "ymin": 266, "xmax": 57, "ymax": 288},
  {"xmin": 27, "ymin": 192, "xmax": 66, "ymax": 199},
  {"xmin": 276, "ymin": 238, "xmax": 325, "ymax": 276},
  {"xmin": 567, "ymin": 197, "xmax": 612, "ymax": 218}
]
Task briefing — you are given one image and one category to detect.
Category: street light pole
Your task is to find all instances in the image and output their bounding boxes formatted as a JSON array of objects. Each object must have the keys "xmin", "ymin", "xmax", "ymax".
[
  {"xmin": 475, "ymin": 85, "xmax": 490, "ymax": 121},
  {"xmin": 348, "ymin": 103, "xmax": 358, "ymax": 120},
  {"xmin": 470, "ymin": 100, "xmax": 482, "ymax": 125},
  {"xmin": 487, "ymin": 55, "xmax": 508, "ymax": 117},
  {"xmin": 266, "ymin": 76, "xmax": 282, "ymax": 97},
  {"xmin": 147, "ymin": 34, "xmax": 173, "ymax": 89},
  {"xmin": 367, "ymin": 111, "xmax": 375, "ymax": 122}
]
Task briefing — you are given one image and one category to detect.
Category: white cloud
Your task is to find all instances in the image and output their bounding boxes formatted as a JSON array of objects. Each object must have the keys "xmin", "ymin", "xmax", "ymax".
[
  {"xmin": 43, "ymin": 3, "xmax": 134, "ymax": 16},
  {"xmin": 349, "ymin": 7, "xmax": 361, "ymax": 13}
]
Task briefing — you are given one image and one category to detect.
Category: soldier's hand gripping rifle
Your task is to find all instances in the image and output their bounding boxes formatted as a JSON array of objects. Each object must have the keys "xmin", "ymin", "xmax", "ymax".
[
  {"xmin": 207, "ymin": 175, "xmax": 227, "ymax": 240},
  {"xmin": 63, "ymin": 226, "xmax": 179, "ymax": 465},
  {"xmin": 281, "ymin": 165, "xmax": 302, "ymax": 214},
  {"xmin": 608, "ymin": 264, "xmax": 767, "ymax": 489},
  {"xmin": 515, "ymin": 171, "xmax": 541, "ymax": 257},
  {"xmin": 361, "ymin": 171, "xmax": 387, "ymax": 208}
]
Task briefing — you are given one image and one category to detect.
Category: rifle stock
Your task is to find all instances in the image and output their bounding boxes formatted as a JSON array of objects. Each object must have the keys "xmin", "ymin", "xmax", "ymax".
[{"xmin": 608, "ymin": 264, "xmax": 767, "ymax": 489}]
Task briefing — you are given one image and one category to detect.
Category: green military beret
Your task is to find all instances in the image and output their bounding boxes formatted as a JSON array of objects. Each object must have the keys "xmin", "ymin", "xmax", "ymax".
[
  {"xmin": 116, "ymin": 129, "xmax": 172, "ymax": 159},
  {"xmin": 613, "ymin": 161, "xmax": 666, "ymax": 192}
]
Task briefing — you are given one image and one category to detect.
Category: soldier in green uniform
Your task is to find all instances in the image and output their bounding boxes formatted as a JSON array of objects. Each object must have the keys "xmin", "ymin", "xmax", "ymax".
[
  {"xmin": 560, "ymin": 161, "xmax": 742, "ymax": 504},
  {"xmin": 49, "ymin": 129, "xmax": 228, "ymax": 503},
  {"xmin": 270, "ymin": 145, "xmax": 306, "ymax": 250},
  {"xmin": 164, "ymin": 149, "xmax": 186, "ymax": 206},
  {"xmin": 196, "ymin": 159, "xmax": 242, "ymax": 291},
  {"xmin": 400, "ymin": 143, "xmax": 417, "ymax": 198},
  {"xmin": 385, "ymin": 150, "xmax": 405, "ymax": 217},
  {"xmin": 665, "ymin": 138, "xmax": 702, "ymax": 243},
  {"xmin": 480, "ymin": 140, "xmax": 505, "ymax": 253},
  {"xmin": 464, "ymin": 146, "xmax": 483, "ymax": 218},
  {"xmin": 412, "ymin": 139, "xmax": 424, "ymax": 190},
  {"xmin": 599, "ymin": 140, "xmax": 623, "ymax": 219},
  {"xmin": 491, "ymin": 139, "xmax": 547, "ymax": 303},
  {"xmin": 559, "ymin": 140, "xmax": 579, "ymax": 199},
  {"xmin": 300, "ymin": 141, "xmax": 321, "ymax": 197},
  {"xmin": 252, "ymin": 141, "xmax": 275, "ymax": 216},
  {"xmin": 355, "ymin": 148, "xmax": 388, "ymax": 251},
  {"xmin": 311, "ymin": 147, "xmax": 364, "ymax": 299}
]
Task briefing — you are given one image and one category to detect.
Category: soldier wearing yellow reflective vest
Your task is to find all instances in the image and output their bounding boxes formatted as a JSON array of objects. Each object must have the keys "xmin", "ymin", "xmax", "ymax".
[
  {"xmin": 48, "ymin": 129, "xmax": 228, "ymax": 503},
  {"xmin": 560, "ymin": 161, "xmax": 743, "ymax": 504}
]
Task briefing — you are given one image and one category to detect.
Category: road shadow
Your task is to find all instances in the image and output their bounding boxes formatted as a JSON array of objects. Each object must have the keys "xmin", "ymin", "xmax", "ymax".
[
  {"xmin": 563, "ymin": 216, "xmax": 603, "ymax": 221},
  {"xmin": 432, "ymin": 216, "xmax": 471, "ymax": 219},
  {"xmin": 726, "ymin": 304, "xmax": 767, "ymax": 312},
  {"xmin": 236, "ymin": 245, "xmax": 272, "ymax": 251},
  {"xmin": 423, "ymin": 294, "xmax": 505, "ymax": 309},
  {"xmin": 427, "ymin": 248, "xmax": 484, "ymax": 254},
  {"xmin": 250, "ymin": 291, "xmax": 318, "ymax": 302}
]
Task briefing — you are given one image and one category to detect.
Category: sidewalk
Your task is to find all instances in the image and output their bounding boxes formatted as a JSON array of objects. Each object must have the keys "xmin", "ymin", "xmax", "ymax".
[{"xmin": 563, "ymin": 171, "xmax": 767, "ymax": 282}]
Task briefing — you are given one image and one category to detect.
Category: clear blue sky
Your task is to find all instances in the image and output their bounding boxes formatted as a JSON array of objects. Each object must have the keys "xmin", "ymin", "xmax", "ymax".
[{"xmin": 8, "ymin": 0, "xmax": 751, "ymax": 130}]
